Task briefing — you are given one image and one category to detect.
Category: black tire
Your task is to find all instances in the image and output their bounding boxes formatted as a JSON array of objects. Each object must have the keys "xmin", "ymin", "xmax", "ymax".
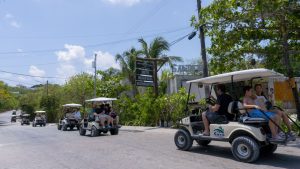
[
  {"xmin": 196, "ymin": 140, "xmax": 211, "ymax": 146},
  {"xmin": 21, "ymin": 123, "xmax": 23, "ymax": 126},
  {"xmin": 90, "ymin": 126, "xmax": 99, "ymax": 137},
  {"xmin": 174, "ymin": 129, "xmax": 193, "ymax": 151},
  {"xmin": 231, "ymin": 136, "xmax": 260, "ymax": 163},
  {"xmin": 57, "ymin": 124, "xmax": 62, "ymax": 130},
  {"xmin": 110, "ymin": 128, "xmax": 119, "ymax": 135},
  {"xmin": 79, "ymin": 125, "xmax": 86, "ymax": 136},
  {"xmin": 260, "ymin": 144, "xmax": 277, "ymax": 155},
  {"xmin": 62, "ymin": 123, "xmax": 67, "ymax": 131},
  {"xmin": 40, "ymin": 124, "xmax": 42, "ymax": 127}
]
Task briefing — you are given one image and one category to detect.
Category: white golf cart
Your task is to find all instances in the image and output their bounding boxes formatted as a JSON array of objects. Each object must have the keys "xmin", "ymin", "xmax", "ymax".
[
  {"xmin": 174, "ymin": 68, "xmax": 299, "ymax": 163},
  {"xmin": 32, "ymin": 110, "xmax": 46, "ymax": 127},
  {"xmin": 20, "ymin": 113, "xmax": 30, "ymax": 125},
  {"xmin": 58, "ymin": 103, "xmax": 82, "ymax": 131},
  {"xmin": 79, "ymin": 97, "xmax": 120, "ymax": 137}
]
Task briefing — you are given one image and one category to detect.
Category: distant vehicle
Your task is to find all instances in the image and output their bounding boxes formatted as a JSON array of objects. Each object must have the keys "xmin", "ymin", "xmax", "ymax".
[
  {"xmin": 58, "ymin": 103, "xmax": 82, "ymax": 131},
  {"xmin": 79, "ymin": 97, "xmax": 120, "ymax": 137},
  {"xmin": 11, "ymin": 115, "xmax": 17, "ymax": 123},
  {"xmin": 20, "ymin": 114, "xmax": 30, "ymax": 125},
  {"xmin": 174, "ymin": 69, "xmax": 299, "ymax": 163},
  {"xmin": 32, "ymin": 111, "xmax": 46, "ymax": 127},
  {"xmin": 12, "ymin": 110, "xmax": 16, "ymax": 115}
]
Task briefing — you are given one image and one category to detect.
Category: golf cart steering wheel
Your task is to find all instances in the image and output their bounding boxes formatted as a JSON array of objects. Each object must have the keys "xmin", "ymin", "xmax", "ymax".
[{"xmin": 205, "ymin": 97, "xmax": 217, "ymax": 106}]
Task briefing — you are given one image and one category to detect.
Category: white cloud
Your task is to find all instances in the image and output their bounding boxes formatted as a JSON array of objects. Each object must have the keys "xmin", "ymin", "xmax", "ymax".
[
  {"xmin": 10, "ymin": 21, "xmax": 21, "ymax": 28},
  {"xmin": 56, "ymin": 44, "xmax": 85, "ymax": 62},
  {"xmin": 4, "ymin": 13, "xmax": 13, "ymax": 19},
  {"xmin": 29, "ymin": 65, "xmax": 45, "ymax": 77},
  {"xmin": 103, "ymin": 0, "xmax": 143, "ymax": 6},
  {"xmin": 54, "ymin": 44, "xmax": 120, "ymax": 84},
  {"xmin": 94, "ymin": 51, "xmax": 120, "ymax": 70}
]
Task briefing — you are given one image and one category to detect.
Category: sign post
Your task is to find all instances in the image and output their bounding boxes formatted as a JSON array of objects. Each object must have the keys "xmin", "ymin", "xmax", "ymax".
[{"xmin": 135, "ymin": 57, "xmax": 167, "ymax": 97}]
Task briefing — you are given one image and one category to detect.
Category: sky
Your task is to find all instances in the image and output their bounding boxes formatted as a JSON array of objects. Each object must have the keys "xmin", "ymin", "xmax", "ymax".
[{"xmin": 0, "ymin": 0, "xmax": 212, "ymax": 87}]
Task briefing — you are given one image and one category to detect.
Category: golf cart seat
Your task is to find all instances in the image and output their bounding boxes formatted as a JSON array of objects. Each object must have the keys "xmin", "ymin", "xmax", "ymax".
[{"xmin": 228, "ymin": 101, "xmax": 268, "ymax": 124}]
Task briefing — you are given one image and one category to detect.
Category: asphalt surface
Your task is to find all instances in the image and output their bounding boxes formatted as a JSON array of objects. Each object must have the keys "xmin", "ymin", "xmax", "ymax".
[{"xmin": 1, "ymin": 110, "xmax": 300, "ymax": 169}]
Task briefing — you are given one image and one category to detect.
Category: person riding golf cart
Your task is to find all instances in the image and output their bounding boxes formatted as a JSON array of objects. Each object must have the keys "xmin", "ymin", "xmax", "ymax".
[
  {"xmin": 174, "ymin": 68, "xmax": 299, "ymax": 163},
  {"xmin": 32, "ymin": 111, "xmax": 46, "ymax": 127},
  {"xmin": 79, "ymin": 97, "xmax": 120, "ymax": 137},
  {"xmin": 58, "ymin": 103, "xmax": 82, "ymax": 131},
  {"xmin": 20, "ymin": 113, "xmax": 30, "ymax": 125}
]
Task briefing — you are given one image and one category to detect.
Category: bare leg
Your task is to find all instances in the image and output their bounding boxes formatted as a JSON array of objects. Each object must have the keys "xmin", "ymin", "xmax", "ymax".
[
  {"xmin": 202, "ymin": 111, "xmax": 210, "ymax": 135},
  {"xmin": 269, "ymin": 115, "xmax": 280, "ymax": 138},
  {"xmin": 277, "ymin": 110, "xmax": 292, "ymax": 131}
]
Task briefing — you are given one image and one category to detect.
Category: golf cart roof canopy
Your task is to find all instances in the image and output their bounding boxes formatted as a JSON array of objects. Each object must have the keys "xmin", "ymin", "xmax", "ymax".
[
  {"xmin": 85, "ymin": 97, "xmax": 117, "ymax": 102},
  {"xmin": 35, "ymin": 111, "xmax": 46, "ymax": 114},
  {"xmin": 62, "ymin": 103, "xmax": 82, "ymax": 107},
  {"xmin": 187, "ymin": 68, "xmax": 284, "ymax": 85},
  {"xmin": 22, "ymin": 114, "xmax": 30, "ymax": 116}
]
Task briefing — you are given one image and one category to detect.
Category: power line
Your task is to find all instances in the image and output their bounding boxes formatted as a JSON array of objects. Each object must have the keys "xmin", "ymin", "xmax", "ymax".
[
  {"xmin": 0, "ymin": 27, "xmax": 191, "ymax": 55},
  {"xmin": 0, "ymin": 70, "xmax": 66, "ymax": 79},
  {"xmin": 170, "ymin": 31, "xmax": 196, "ymax": 47}
]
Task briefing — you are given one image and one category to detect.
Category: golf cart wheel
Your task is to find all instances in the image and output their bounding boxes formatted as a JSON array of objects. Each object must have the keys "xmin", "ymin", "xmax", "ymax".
[
  {"xmin": 260, "ymin": 144, "xmax": 277, "ymax": 155},
  {"xmin": 62, "ymin": 123, "xmax": 67, "ymax": 131},
  {"xmin": 21, "ymin": 123, "xmax": 23, "ymax": 126},
  {"xmin": 90, "ymin": 126, "xmax": 99, "ymax": 137},
  {"xmin": 110, "ymin": 128, "xmax": 119, "ymax": 135},
  {"xmin": 196, "ymin": 140, "xmax": 211, "ymax": 146},
  {"xmin": 79, "ymin": 125, "xmax": 86, "ymax": 136},
  {"xmin": 57, "ymin": 124, "xmax": 62, "ymax": 130},
  {"xmin": 40, "ymin": 124, "xmax": 42, "ymax": 127},
  {"xmin": 174, "ymin": 129, "xmax": 193, "ymax": 151},
  {"xmin": 231, "ymin": 136, "xmax": 260, "ymax": 163}
]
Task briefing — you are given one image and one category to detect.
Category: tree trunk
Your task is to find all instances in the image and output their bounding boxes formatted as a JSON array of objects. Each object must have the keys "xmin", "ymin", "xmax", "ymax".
[{"xmin": 281, "ymin": 18, "xmax": 300, "ymax": 120}]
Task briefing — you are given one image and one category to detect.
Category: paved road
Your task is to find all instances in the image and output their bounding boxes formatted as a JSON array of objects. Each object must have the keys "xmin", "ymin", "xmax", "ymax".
[{"xmin": 0, "ymin": 110, "xmax": 300, "ymax": 169}]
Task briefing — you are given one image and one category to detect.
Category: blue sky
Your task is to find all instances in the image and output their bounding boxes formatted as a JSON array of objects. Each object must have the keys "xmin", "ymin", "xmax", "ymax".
[{"xmin": 0, "ymin": 0, "xmax": 212, "ymax": 86}]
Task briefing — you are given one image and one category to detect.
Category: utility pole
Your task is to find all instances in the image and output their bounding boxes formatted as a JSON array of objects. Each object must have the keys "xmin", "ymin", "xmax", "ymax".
[
  {"xmin": 197, "ymin": 0, "xmax": 209, "ymax": 96},
  {"xmin": 93, "ymin": 53, "xmax": 97, "ymax": 98},
  {"xmin": 46, "ymin": 80, "xmax": 49, "ymax": 98}
]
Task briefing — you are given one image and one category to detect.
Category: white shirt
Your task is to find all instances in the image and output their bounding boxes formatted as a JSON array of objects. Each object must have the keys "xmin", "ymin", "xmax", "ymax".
[
  {"xmin": 74, "ymin": 111, "xmax": 81, "ymax": 119},
  {"xmin": 254, "ymin": 95, "xmax": 267, "ymax": 110}
]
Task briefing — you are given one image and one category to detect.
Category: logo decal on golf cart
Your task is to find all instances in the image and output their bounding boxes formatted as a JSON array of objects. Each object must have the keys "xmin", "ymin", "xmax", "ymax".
[{"xmin": 213, "ymin": 126, "xmax": 224, "ymax": 137}]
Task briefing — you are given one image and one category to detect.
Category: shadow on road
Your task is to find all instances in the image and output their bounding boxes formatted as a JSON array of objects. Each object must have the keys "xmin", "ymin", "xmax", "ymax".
[{"xmin": 188, "ymin": 144, "xmax": 300, "ymax": 168}]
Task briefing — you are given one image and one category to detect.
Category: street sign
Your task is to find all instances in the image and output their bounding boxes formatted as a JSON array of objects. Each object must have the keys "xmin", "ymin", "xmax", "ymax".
[
  {"xmin": 136, "ymin": 69, "xmax": 153, "ymax": 76},
  {"xmin": 136, "ymin": 81, "xmax": 154, "ymax": 87},
  {"xmin": 136, "ymin": 59, "xmax": 154, "ymax": 87},
  {"xmin": 136, "ymin": 61, "xmax": 153, "ymax": 70}
]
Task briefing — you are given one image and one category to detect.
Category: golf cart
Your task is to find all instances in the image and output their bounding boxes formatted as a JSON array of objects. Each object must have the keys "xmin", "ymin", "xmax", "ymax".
[
  {"xmin": 58, "ymin": 103, "xmax": 82, "ymax": 131},
  {"xmin": 79, "ymin": 97, "xmax": 120, "ymax": 137},
  {"xmin": 32, "ymin": 111, "xmax": 46, "ymax": 127},
  {"xmin": 11, "ymin": 110, "xmax": 17, "ymax": 122},
  {"xmin": 174, "ymin": 68, "xmax": 299, "ymax": 163},
  {"xmin": 20, "ymin": 113, "xmax": 30, "ymax": 125}
]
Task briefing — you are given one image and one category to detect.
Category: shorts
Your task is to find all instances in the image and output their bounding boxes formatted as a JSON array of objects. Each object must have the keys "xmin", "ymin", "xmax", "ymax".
[
  {"xmin": 248, "ymin": 109, "xmax": 275, "ymax": 121},
  {"xmin": 206, "ymin": 111, "xmax": 227, "ymax": 123}
]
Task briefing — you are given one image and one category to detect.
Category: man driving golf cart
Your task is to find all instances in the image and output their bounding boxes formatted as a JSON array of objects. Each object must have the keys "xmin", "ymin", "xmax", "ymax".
[
  {"xmin": 174, "ymin": 68, "xmax": 299, "ymax": 163},
  {"xmin": 32, "ymin": 111, "xmax": 46, "ymax": 127},
  {"xmin": 58, "ymin": 103, "xmax": 82, "ymax": 131},
  {"xmin": 79, "ymin": 97, "xmax": 120, "ymax": 137}
]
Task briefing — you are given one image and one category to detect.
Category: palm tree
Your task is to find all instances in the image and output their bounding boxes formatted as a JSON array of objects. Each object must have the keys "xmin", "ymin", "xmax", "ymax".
[
  {"xmin": 115, "ymin": 47, "xmax": 142, "ymax": 96},
  {"xmin": 138, "ymin": 37, "xmax": 182, "ymax": 69}
]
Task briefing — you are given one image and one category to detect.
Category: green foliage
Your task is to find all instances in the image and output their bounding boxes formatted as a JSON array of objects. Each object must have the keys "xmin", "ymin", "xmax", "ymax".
[
  {"xmin": 0, "ymin": 81, "xmax": 18, "ymax": 112},
  {"xmin": 40, "ymin": 94, "xmax": 61, "ymax": 123},
  {"xmin": 192, "ymin": 0, "xmax": 300, "ymax": 75},
  {"xmin": 115, "ymin": 88, "xmax": 190, "ymax": 126}
]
